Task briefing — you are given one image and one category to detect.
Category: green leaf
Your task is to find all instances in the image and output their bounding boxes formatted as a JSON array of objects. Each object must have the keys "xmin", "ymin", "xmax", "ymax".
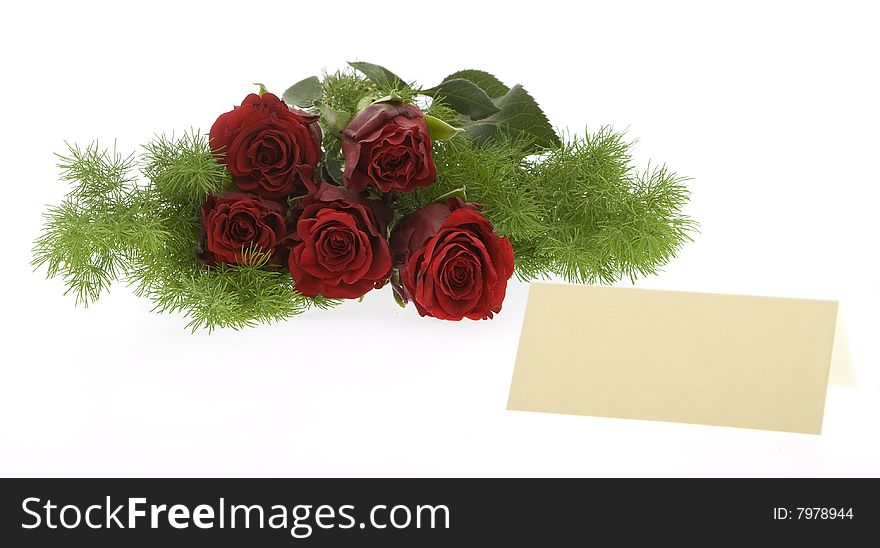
[
  {"xmin": 433, "ymin": 186, "xmax": 468, "ymax": 203},
  {"xmin": 355, "ymin": 95, "xmax": 375, "ymax": 112},
  {"xmin": 464, "ymin": 85, "xmax": 560, "ymax": 152},
  {"xmin": 422, "ymin": 78, "xmax": 499, "ymax": 120},
  {"xmin": 322, "ymin": 155, "xmax": 342, "ymax": 184},
  {"xmin": 283, "ymin": 76, "xmax": 322, "ymax": 108},
  {"xmin": 443, "ymin": 69, "xmax": 509, "ymax": 98},
  {"xmin": 253, "ymin": 82, "xmax": 269, "ymax": 96},
  {"xmin": 319, "ymin": 104, "xmax": 353, "ymax": 136},
  {"xmin": 372, "ymin": 91, "xmax": 404, "ymax": 104},
  {"xmin": 424, "ymin": 114, "xmax": 463, "ymax": 141},
  {"xmin": 390, "ymin": 270, "xmax": 408, "ymax": 308},
  {"xmin": 348, "ymin": 61, "xmax": 404, "ymax": 90}
]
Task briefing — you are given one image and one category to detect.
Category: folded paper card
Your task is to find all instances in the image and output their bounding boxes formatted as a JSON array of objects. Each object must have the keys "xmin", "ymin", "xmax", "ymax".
[{"xmin": 507, "ymin": 283, "xmax": 840, "ymax": 434}]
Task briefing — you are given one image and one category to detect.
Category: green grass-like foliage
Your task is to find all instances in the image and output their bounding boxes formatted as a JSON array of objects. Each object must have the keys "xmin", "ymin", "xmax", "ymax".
[
  {"xmin": 33, "ymin": 128, "xmax": 693, "ymax": 331},
  {"xmin": 33, "ymin": 131, "xmax": 336, "ymax": 331},
  {"xmin": 399, "ymin": 129, "xmax": 696, "ymax": 284}
]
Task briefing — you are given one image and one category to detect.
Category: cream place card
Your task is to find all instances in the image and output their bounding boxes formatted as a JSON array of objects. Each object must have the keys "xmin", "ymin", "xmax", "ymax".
[{"xmin": 507, "ymin": 283, "xmax": 841, "ymax": 434}]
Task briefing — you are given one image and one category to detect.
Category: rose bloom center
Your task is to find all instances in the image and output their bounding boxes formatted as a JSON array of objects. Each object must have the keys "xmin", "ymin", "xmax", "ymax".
[
  {"xmin": 229, "ymin": 215, "xmax": 256, "ymax": 241},
  {"xmin": 318, "ymin": 225, "xmax": 358, "ymax": 263}
]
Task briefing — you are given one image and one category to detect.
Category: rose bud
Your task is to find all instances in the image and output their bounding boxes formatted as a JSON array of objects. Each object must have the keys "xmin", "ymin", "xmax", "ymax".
[
  {"xmin": 197, "ymin": 192, "xmax": 287, "ymax": 266},
  {"xmin": 287, "ymin": 182, "xmax": 393, "ymax": 299},
  {"xmin": 210, "ymin": 93, "xmax": 322, "ymax": 199},
  {"xmin": 390, "ymin": 199, "xmax": 515, "ymax": 320},
  {"xmin": 341, "ymin": 102, "xmax": 437, "ymax": 193}
]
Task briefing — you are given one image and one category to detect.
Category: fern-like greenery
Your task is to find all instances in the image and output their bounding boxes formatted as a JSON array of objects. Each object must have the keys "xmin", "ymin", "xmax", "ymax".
[
  {"xmin": 32, "ymin": 143, "xmax": 163, "ymax": 306},
  {"xmin": 400, "ymin": 129, "xmax": 696, "ymax": 284},
  {"xmin": 34, "ymin": 126, "xmax": 693, "ymax": 330},
  {"xmin": 33, "ymin": 132, "xmax": 336, "ymax": 331},
  {"xmin": 321, "ymin": 69, "xmax": 372, "ymax": 115}
]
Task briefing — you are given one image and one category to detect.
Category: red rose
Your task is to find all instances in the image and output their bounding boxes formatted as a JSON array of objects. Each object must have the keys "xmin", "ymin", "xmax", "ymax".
[
  {"xmin": 210, "ymin": 93, "xmax": 322, "ymax": 199},
  {"xmin": 287, "ymin": 182, "xmax": 393, "ymax": 299},
  {"xmin": 198, "ymin": 192, "xmax": 287, "ymax": 266},
  {"xmin": 390, "ymin": 199, "xmax": 515, "ymax": 320},
  {"xmin": 341, "ymin": 102, "xmax": 436, "ymax": 193}
]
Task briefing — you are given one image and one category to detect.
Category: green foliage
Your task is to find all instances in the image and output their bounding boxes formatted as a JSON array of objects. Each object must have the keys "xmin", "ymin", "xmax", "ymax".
[
  {"xmin": 348, "ymin": 61, "xmax": 407, "ymax": 94},
  {"xmin": 319, "ymin": 104, "xmax": 353, "ymax": 136},
  {"xmin": 424, "ymin": 114, "xmax": 463, "ymax": 141},
  {"xmin": 422, "ymin": 78, "xmax": 499, "ymax": 120},
  {"xmin": 33, "ymin": 133, "xmax": 335, "ymax": 331},
  {"xmin": 400, "ymin": 129, "xmax": 696, "ymax": 284},
  {"xmin": 443, "ymin": 69, "xmax": 509, "ymax": 98},
  {"xmin": 283, "ymin": 76, "xmax": 323, "ymax": 109},
  {"xmin": 318, "ymin": 70, "xmax": 369, "ymax": 182},
  {"xmin": 320, "ymin": 70, "xmax": 371, "ymax": 115},
  {"xmin": 423, "ymin": 101, "xmax": 461, "ymax": 126},
  {"xmin": 141, "ymin": 130, "xmax": 229, "ymax": 207},
  {"xmin": 414, "ymin": 67, "xmax": 561, "ymax": 153},
  {"xmin": 32, "ymin": 143, "xmax": 167, "ymax": 306},
  {"xmin": 130, "ymin": 246, "xmax": 337, "ymax": 332},
  {"xmin": 464, "ymin": 85, "xmax": 561, "ymax": 152}
]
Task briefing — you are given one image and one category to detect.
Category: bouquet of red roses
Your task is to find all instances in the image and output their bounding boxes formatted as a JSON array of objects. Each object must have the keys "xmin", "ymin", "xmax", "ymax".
[{"xmin": 34, "ymin": 62, "xmax": 695, "ymax": 330}]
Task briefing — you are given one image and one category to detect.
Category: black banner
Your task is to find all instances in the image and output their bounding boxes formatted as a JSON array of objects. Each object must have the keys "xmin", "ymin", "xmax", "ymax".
[{"xmin": 1, "ymin": 479, "xmax": 875, "ymax": 546}]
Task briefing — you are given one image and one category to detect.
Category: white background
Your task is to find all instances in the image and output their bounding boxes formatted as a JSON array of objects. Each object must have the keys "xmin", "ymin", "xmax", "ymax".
[{"xmin": 1, "ymin": 0, "xmax": 878, "ymax": 477}]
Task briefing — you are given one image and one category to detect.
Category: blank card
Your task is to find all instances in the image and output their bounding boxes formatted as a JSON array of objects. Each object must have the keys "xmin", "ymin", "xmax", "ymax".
[{"xmin": 507, "ymin": 283, "xmax": 839, "ymax": 434}]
